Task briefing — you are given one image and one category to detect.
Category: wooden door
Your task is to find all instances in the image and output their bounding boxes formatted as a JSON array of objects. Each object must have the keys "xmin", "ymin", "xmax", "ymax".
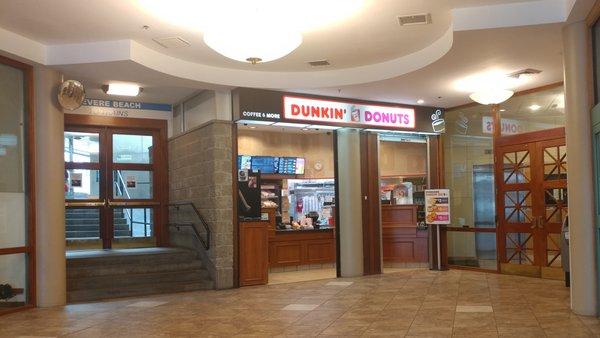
[{"xmin": 495, "ymin": 128, "xmax": 567, "ymax": 279}]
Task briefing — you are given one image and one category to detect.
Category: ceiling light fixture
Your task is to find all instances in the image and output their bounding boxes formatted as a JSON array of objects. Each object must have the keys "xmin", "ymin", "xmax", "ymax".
[
  {"xmin": 102, "ymin": 83, "xmax": 142, "ymax": 97},
  {"xmin": 529, "ymin": 104, "xmax": 541, "ymax": 111},
  {"xmin": 203, "ymin": 28, "xmax": 302, "ymax": 64},
  {"xmin": 138, "ymin": 0, "xmax": 364, "ymax": 64},
  {"xmin": 469, "ymin": 89, "xmax": 514, "ymax": 105},
  {"xmin": 417, "ymin": 99, "xmax": 425, "ymax": 104}
]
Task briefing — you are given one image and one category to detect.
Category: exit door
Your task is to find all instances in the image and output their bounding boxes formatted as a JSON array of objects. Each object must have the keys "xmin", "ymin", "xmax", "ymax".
[{"xmin": 64, "ymin": 115, "xmax": 168, "ymax": 250}]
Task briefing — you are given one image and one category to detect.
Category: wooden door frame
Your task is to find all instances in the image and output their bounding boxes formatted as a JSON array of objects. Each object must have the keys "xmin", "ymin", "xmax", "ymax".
[
  {"xmin": 64, "ymin": 114, "xmax": 169, "ymax": 247},
  {"xmin": 0, "ymin": 54, "xmax": 36, "ymax": 314},
  {"xmin": 360, "ymin": 131, "xmax": 382, "ymax": 275}
]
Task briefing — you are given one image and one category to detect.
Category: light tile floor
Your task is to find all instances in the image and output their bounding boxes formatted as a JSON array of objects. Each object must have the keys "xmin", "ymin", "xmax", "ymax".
[
  {"xmin": 2, "ymin": 269, "xmax": 599, "ymax": 337},
  {"xmin": 269, "ymin": 268, "xmax": 337, "ymax": 285}
]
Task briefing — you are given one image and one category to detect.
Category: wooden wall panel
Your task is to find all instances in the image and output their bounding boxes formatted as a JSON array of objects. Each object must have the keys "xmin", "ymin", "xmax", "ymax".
[
  {"xmin": 239, "ymin": 221, "xmax": 269, "ymax": 286},
  {"xmin": 379, "ymin": 141, "xmax": 427, "ymax": 177},
  {"xmin": 238, "ymin": 130, "xmax": 335, "ymax": 178},
  {"xmin": 268, "ymin": 230, "xmax": 335, "ymax": 267},
  {"xmin": 381, "ymin": 205, "xmax": 428, "ymax": 263}
]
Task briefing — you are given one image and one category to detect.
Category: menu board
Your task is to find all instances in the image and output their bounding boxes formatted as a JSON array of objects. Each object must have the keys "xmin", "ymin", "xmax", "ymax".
[
  {"xmin": 424, "ymin": 189, "xmax": 450, "ymax": 224},
  {"xmin": 251, "ymin": 156, "xmax": 276, "ymax": 174},
  {"xmin": 238, "ymin": 155, "xmax": 305, "ymax": 175}
]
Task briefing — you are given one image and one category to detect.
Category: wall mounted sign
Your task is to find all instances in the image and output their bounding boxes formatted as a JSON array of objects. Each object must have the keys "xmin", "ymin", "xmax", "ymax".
[
  {"xmin": 232, "ymin": 88, "xmax": 445, "ymax": 134},
  {"xmin": 283, "ymin": 96, "xmax": 416, "ymax": 129},
  {"xmin": 425, "ymin": 189, "xmax": 450, "ymax": 225}
]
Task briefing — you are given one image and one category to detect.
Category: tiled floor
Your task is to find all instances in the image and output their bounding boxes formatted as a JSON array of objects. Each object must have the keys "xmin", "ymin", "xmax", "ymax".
[
  {"xmin": 269, "ymin": 268, "xmax": 337, "ymax": 285},
  {"xmin": 2, "ymin": 269, "xmax": 599, "ymax": 337}
]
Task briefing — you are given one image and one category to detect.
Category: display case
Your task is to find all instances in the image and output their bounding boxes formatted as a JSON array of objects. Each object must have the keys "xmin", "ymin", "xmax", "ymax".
[
  {"xmin": 287, "ymin": 179, "xmax": 335, "ymax": 225},
  {"xmin": 260, "ymin": 179, "xmax": 282, "ymax": 214}
]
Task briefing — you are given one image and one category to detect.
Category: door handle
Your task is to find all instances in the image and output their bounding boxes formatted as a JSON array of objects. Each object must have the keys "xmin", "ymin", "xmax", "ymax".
[
  {"xmin": 65, "ymin": 199, "xmax": 107, "ymax": 208},
  {"xmin": 108, "ymin": 200, "xmax": 160, "ymax": 207}
]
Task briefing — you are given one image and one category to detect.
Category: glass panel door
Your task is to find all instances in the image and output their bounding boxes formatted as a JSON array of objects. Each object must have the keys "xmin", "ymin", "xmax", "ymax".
[
  {"xmin": 64, "ymin": 128, "xmax": 105, "ymax": 250},
  {"xmin": 108, "ymin": 131, "xmax": 158, "ymax": 248},
  {"xmin": 64, "ymin": 127, "xmax": 160, "ymax": 249}
]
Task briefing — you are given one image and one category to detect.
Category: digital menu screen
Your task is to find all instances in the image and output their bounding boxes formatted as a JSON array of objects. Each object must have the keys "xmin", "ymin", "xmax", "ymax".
[
  {"xmin": 238, "ymin": 155, "xmax": 305, "ymax": 175},
  {"xmin": 251, "ymin": 156, "xmax": 275, "ymax": 174}
]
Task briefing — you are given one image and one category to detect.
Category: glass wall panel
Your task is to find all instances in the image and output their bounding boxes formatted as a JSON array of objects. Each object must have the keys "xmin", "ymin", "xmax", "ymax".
[
  {"xmin": 0, "ymin": 61, "xmax": 30, "ymax": 310},
  {"xmin": 113, "ymin": 134, "xmax": 153, "ymax": 164},
  {"xmin": 65, "ymin": 169, "xmax": 101, "ymax": 200},
  {"xmin": 447, "ymin": 232, "xmax": 497, "ymax": 270},
  {"xmin": 64, "ymin": 132, "xmax": 100, "ymax": 163},
  {"xmin": 0, "ymin": 253, "xmax": 28, "ymax": 308},
  {"xmin": 499, "ymin": 86, "xmax": 565, "ymax": 135},
  {"xmin": 113, "ymin": 208, "xmax": 153, "ymax": 238},
  {"xmin": 113, "ymin": 170, "xmax": 153, "ymax": 199}
]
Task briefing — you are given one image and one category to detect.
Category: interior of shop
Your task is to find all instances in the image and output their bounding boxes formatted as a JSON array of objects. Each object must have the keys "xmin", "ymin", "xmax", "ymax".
[
  {"xmin": 378, "ymin": 134, "xmax": 430, "ymax": 272},
  {"xmin": 237, "ymin": 125, "xmax": 337, "ymax": 284}
]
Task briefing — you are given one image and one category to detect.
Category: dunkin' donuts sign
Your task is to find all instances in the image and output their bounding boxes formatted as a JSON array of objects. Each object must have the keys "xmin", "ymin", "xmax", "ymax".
[{"xmin": 283, "ymin": 96, "xmax": 416, "ymax": 129}]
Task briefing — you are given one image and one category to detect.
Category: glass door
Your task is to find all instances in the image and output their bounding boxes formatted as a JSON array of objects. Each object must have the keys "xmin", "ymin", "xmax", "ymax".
[{"xmin": 65, "ymin": 126, "xmax": 162, "ymax": 250}]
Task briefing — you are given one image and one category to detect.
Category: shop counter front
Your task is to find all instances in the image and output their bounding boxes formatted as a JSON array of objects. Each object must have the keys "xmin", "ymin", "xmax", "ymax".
[
  {"xmin": 381, "ymin": 204, "xmax": 428, "ymax": 263},
  {"xmin": 269, "ymin": 226, "xmax": 335, "ymax": 268}
]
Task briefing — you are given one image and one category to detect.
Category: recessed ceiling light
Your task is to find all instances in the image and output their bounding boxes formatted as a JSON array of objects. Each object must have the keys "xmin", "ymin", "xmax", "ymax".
[
  {"xmin": 499, "ymin": 109, "xmax": 506, "ymax": 112},
  {"xmin": 529, "ymin": 104, "xmax": 541, "ymax": 111},
  {"xmin": 102, "ymin": 83, "xmax": 142, "ymax": 96},
  {"xmin": 417, "ymin": 99, "xmax": 425, "ymax": 104}
]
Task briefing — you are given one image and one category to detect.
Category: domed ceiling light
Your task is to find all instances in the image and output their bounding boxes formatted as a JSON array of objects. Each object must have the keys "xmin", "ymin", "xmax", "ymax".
[
  {"xmin": 469, "ymin": 89, "xmax": 514, "ymax": 105},
  {"xmin": 203, "ymin": 25, "xmax": 303, "ymax": 64},
  {"xmin": 138, "ymin": 0, "xmax": 364, "ymax": 64}
]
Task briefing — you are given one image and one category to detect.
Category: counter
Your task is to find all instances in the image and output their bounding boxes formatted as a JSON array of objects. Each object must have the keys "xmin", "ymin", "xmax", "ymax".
[
  {"xmin": 381, "ymin": 204, "xmax": 428, "ymax": 263},
  {"xmin": 269, "ymin": 226, "xmax": 335, "ymax": 268}
]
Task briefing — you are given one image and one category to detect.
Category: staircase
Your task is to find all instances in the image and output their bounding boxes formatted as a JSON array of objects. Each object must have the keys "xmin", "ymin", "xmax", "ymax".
[
  {"xmin": 66, "ymin": 208, "xmax": 130, "ymax": 239},
  {"xmin": 66, "ymin": 247, "xmax": 213, "ymax": 303}
]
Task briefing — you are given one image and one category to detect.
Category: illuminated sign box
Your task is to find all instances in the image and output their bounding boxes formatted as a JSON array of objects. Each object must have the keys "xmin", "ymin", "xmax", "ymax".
[{"xmin": 283, "ymin": 96, "xmax": 416, "ymax": 129}]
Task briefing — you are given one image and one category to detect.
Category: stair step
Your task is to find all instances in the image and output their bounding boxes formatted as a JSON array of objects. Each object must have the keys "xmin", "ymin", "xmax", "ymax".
[
  {"xmin": 66, "ymin": 248, "xmax": 198, "ymax": 268},
  {"xmin": 65, "ymin": 230, "xmax": 131, "ymax": 238},
  {"xmin": 67, "ymin": 279, "xmax": 214, "ymax": 303},
  {"xmin": 67, "ymin": 268, "xmax": 209, "ymax": 291},
  {"xmin": 67, "ymin": 260, "xmax": 204, "ymax": 278},
  {"xmin": 66, "ymin": 225, "xmax": 129, "ymax": 231},
  {"xmin": 66, "ymin": 219, "xmax": 128, "ymax": 225}
]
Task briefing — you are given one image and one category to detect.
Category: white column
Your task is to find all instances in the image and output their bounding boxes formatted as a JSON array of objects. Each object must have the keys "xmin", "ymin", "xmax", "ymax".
[
  {"xmin": 336, "ymin": 129, "xmax": 364, "ymax": 277},
  {"xmin": 34, "ymin": 67, "xmax": 66, "ymax": 307},
  {"xmin": 562, "ymin": 21, "xmax": 597, "ymax": 316}
]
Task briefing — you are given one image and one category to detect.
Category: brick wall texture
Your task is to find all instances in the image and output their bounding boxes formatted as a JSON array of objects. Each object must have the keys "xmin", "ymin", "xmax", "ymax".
[{"xmin": 168, "ymin": 121, "xmax": 234, "ymax": 289}]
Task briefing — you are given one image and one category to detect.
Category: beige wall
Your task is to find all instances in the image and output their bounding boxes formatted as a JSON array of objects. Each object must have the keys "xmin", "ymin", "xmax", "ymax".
[
  {"xmin": 237, "ymin": 130, "xmax": 335, "ymax": 178},
  {"xmin": 379, "ymin": 141, "xmax": 427, "ymax": 177}
]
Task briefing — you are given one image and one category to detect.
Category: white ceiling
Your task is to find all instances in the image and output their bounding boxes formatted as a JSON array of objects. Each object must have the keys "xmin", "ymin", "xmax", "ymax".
[{"xmin": 0, "ymin": 0, "xmax": 591, "ymax": 106}]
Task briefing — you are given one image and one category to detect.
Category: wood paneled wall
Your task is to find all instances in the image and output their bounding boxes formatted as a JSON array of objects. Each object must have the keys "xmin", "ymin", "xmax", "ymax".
[
  {"xmin": 237, "ymin": 130, "xmax": 335, "ymax": 178},
  {"xmin": 379, "ymin": 141, "xmax": 428, "ymax": 177}
]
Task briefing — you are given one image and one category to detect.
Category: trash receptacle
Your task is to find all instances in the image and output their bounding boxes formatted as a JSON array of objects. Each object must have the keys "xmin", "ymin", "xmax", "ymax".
[{"xmin": 561, "ymin": 216, "xmax": 570, "ymax": 287}]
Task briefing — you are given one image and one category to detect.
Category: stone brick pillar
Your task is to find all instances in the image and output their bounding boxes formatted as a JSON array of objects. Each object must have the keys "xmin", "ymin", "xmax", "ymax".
[{"xmin": 169, "ymin": 120, "xmax": 234, "ymax": 289}]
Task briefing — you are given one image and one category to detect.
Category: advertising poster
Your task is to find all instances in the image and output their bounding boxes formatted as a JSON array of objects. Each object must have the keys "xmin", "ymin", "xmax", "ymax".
[
  {"xmin": 71, "ymin": 172, "xmax": 82, "ymax": 187},
  {"xmin": 425, "ymin": 189, "xmax": 450, "ymax": 224},
  {"xmin": 126, "ymin": 176, "xmax": 137, "ymax": 188}
]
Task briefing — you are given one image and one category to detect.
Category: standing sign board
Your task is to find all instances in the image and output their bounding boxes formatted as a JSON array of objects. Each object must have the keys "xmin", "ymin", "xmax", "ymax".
[
  {"xmin": 425, "ymin": 189, "xmax": 451, "ymax": 224},
  {"xmin": 425, "ymin": 189, "xmax": 450, "ymax": 271}
]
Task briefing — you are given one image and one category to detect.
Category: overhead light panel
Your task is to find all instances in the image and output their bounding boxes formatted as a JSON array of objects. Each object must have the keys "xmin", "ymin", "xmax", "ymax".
[
  {"xmin": 237, "ymin": 119, "xmax": 275, "ymax": 126},
  {"xmin": 417, "ymin": 99, "xmax": 425, "ymax": 104},
  {"xmin": 529, "ymin": 104, "xmax": 541, "ymax": 111},
  {"xmin": 272, "ymin": 122, "xmax": 309, "ymax": 128},
  {"xmin": 102, "ymin": 83, "xmax": 142, "ymax": 97}
]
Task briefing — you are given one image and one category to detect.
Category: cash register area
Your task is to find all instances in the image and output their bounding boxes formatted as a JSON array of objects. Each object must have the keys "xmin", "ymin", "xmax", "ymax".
[{"xmin": 238, "ymin": 126, "xmax": 430, "ymax": 284}]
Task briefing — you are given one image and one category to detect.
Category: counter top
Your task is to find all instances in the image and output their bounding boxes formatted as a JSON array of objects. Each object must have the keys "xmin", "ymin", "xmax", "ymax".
[{"xmin": 275, "ymin": 226, "xmax": 334, "ymax": 233}]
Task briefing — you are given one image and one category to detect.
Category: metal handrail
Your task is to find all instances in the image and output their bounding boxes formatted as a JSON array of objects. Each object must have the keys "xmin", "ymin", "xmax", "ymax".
[{"xmin": 168, "ymin": 202, "xmax": 211, "ymax": 250}]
